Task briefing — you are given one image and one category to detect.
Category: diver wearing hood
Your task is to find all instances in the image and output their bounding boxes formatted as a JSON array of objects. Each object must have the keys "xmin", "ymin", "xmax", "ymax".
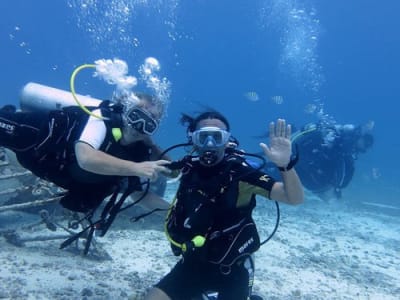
[{"xmin": 144, "ymin": 110, "xmax": 304, "ymax": 300}]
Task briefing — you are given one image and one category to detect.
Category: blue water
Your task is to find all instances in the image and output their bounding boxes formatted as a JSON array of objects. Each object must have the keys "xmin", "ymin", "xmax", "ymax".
[
  {"xmin": 1, "ymin": 1, "xmax": 400, "ymax": 299},
  {"xmin": 1, "ymin": 0, "xmax": 399, "ymax": 202}
]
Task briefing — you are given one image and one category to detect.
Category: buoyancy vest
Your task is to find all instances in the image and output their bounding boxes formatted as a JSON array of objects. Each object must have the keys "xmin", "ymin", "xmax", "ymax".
[
  {"xmin": 16, "ymin": 102, "xmax": 117, "ymax": 185},
  {"xmin": 166, "ymin": 155, "xmax": 261, "ymax": 266}
]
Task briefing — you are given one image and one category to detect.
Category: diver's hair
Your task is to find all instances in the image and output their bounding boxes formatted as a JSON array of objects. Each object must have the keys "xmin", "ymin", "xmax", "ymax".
[
  {"xmin": 114, "ymin": 91, "xmax": 164, "ymax": 129},
  {"xmin": 134, "ymin": 92, "xmax": 165, "ymax": 116},
  {"xmin": 135, "ymin": 92, "xmax": 156, "ymax": 105},
  {"xmin": 180, "ymin": 110, "xmax": 230, "ymax": 133}
]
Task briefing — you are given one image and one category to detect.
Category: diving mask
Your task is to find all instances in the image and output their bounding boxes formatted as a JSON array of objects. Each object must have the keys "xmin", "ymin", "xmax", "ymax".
[
  {"xmin": 126, "ymin": 107, "xmax": 159, "ymax": 135},
  {"xmin": 191, "ymin": 127, "xmax": 231, "ymax": 148},
  {"xmin": 191, "ymin": 127, "xmax": 230, "ymax": 166}
]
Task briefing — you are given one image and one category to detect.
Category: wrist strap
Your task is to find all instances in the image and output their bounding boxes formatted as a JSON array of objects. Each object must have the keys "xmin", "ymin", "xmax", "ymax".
[{"xmin": 278, "ymin": 148, "xmax": 299, "ymax": 172}]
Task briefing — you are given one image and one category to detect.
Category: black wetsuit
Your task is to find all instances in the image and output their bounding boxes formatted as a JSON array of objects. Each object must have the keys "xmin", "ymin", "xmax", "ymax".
[
  {"xmin": 157, "ymin": 156, "xmax": 276, "ymax": 300},
  {"xmin": 292, "ymin": 127, "xmax": 355, "ymax": 196}
]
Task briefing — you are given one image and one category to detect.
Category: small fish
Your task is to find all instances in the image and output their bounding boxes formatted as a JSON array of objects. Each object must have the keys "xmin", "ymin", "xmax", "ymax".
[
  {"xmin": 244, "ymin": 91, "xmax": 260, "ymax": 102},
  {"xmin": 271, "ymin": 95, "xmax": 284, "ymax": 104}
]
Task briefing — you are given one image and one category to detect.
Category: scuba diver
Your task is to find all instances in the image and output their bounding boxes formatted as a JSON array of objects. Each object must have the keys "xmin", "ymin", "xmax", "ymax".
[
  {"xmin": 0, "ymin": 87, "xmax": 172, "ymax": 253},
  {"xmin": 0, "ymin": 93, "xmax": 170, "ymax": 211},
  {"xmin": 144, "ymin": 111, "xmax": 304, "ymax": 300},
  {"xmin": 291, "ymin": 122, "xmax": 374, "ymax": 199}
]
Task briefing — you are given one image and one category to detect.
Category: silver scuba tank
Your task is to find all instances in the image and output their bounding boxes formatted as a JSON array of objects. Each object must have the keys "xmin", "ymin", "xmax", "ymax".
[{"xmin": 20, "ymin": 82, "xmax": 103, "ymax": 112}]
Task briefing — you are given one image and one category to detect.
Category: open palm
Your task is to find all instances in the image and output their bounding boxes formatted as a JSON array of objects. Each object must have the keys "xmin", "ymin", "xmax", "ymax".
[{"xmin": 260, "ymin": 119, "xmax": 292, "ymax": 168}]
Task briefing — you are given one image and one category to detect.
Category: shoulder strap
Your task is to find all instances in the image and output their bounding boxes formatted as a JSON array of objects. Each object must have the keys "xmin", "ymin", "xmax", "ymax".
[{"xmin": 98, "ymin": 101, "xmax": 124, "ymax": 128}]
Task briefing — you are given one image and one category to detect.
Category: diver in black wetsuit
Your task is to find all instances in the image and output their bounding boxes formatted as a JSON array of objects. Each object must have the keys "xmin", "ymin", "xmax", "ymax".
[
  {"xmin": 144, "ymin": 110, "xmax": 304, "ymax": 300},
  {"xmin": 292, "ymin": 122, "xmax": 374, "ymax": 199}
]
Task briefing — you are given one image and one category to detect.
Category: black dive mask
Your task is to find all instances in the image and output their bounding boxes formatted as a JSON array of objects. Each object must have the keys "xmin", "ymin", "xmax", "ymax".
[{"xmin": 126, "ymin": 107, "xmax": 159, "ymax": 135}]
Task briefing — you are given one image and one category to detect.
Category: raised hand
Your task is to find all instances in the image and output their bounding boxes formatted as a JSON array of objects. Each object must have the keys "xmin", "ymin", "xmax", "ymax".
[{"xmin": 259, "ymin": 119, "xmax": 292, "ymax": 168}]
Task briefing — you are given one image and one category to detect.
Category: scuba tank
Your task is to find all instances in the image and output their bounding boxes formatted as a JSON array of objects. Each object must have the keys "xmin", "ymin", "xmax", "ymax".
[{"xmin": 20, "ymin": 82, "xmax": 103, "ymax": 112}]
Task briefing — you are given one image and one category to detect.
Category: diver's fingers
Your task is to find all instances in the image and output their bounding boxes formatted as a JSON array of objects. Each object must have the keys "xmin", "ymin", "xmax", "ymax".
[
  {"xmin": 156, "ymin": 166, "xmax": 171, "ymax": 174},
  {"xmin": 286, "ymin": 123, "xmax": 292, "ymax": 139},
  {"xmin": 155, "ymin": 159, "xmax": 171, "ymax": 166},
  {"xmin": 276, "ymin": 119, "xmax": 286, "ymax": 137},
  {"xmin": 260, "ymin": 142, "xmax": 271, "ymax": 157},
  {"xmin": 269, "ymin": 122, "xmax": 275, "ymax": 139},
  {"xmin": 154, "ymin": 160, "xmax": 171, "ymax": 174}
]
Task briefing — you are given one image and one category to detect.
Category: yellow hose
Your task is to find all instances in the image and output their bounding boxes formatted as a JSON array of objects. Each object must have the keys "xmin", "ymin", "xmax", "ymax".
[
  {"xmin": 70, "ymin": 64, "xmax": 105, "ymax": 120},
  {"xmin": 164, "ymin": 195, "xmax": 206, "ymax": 252}
]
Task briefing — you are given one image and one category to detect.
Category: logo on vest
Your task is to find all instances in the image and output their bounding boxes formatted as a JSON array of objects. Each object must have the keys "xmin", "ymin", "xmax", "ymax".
[
  {"xmin": 238, "ymin": 237, "xmax": 254, "ymax": 254},
  {"xmin": 0, "ymin": 121, "xmax": 15, "ymax": 132},
  {"xmin": 259, "ymin": 175, "xmax": 271, "ymax": 182}
]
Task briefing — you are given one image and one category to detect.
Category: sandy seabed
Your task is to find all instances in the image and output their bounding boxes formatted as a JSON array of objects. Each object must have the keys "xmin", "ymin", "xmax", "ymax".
[{"xmin": 0, "ymin": 186, "xmax": 399, "ymax": 300}]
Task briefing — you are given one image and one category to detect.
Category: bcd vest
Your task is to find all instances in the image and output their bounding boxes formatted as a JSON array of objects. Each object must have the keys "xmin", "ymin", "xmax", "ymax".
[{"xmin": 166, "ymin": 156, "xmax": 261, "ymax": 267}]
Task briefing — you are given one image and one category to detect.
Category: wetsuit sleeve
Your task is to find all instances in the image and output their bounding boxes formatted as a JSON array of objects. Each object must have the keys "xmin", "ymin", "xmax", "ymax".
[
  {"xmin": 77, "ymin": 109, "xmax": 107, "ymax": 149},
  {"xmin": 237, "ymin": 165, "xmax": 277, "ymax": 202}
]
